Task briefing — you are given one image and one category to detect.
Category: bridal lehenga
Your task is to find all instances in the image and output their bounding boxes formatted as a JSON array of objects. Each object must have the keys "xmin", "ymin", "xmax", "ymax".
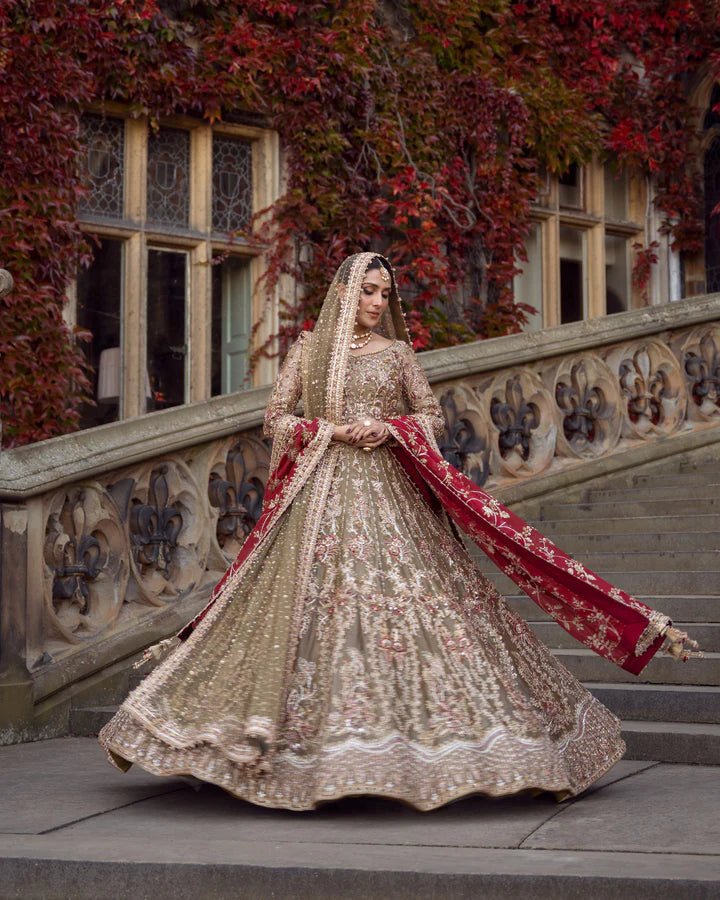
[{"xmin": 99, "ymin": 252, "xmax": 699, "ymax": 811}]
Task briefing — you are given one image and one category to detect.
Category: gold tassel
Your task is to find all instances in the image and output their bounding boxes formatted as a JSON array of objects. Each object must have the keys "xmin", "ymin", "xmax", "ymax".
[
  {"xmin": 132, "ymin": 635, "xmax": 180, "ymax": 670},
  {"xmin": 663, "ymin": 626, "xmax": 703, "ymax": 662}
]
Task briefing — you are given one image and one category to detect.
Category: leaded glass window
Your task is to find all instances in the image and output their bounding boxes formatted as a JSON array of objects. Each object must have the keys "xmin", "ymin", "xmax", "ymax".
[
  {"xmin": 212, "ymin": 135, "xmax": 252, "ymax": 233},
  {"xmin": 79, "ymin": 115, "xmax": 125, "ymax": 219},
  {"xmin": 147, "ymin": 128, "xmax": 190, "ymax": 227}
]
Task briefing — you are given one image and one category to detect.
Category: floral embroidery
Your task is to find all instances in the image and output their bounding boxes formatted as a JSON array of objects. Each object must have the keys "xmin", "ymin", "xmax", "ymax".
[{"xmin": 100, "ymin": 299, "xmax": 632, "ymax": 811}]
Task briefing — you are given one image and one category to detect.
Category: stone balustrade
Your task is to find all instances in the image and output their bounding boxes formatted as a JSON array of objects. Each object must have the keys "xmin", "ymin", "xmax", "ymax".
[
  {"xmin": 2, "ymin": 288, "xmax": 720, "ymax": 742},
  {"xmin": 440, "ymin": 319, "xmax": 718, "ymax": 490}
]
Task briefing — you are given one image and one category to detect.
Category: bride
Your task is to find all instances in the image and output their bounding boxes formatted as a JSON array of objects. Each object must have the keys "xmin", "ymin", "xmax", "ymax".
[{"xmin": 99, "ymin": 251, "xmax": 699, "ymax": 810}]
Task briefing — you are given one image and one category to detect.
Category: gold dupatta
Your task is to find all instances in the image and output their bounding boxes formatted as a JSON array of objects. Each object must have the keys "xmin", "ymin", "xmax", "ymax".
[{"xmin": 302, "ymin": 252, "xmax": 411, "ymax": 420}]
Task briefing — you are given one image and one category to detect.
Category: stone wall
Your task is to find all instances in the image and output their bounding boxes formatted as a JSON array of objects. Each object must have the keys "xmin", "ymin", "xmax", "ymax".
[{"xmin": 2, "ymin": 291, "xmax": 720, "ymax": 742}]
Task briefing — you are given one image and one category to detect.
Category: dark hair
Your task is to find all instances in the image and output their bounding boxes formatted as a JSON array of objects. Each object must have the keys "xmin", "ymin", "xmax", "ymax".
[{"xmin": 365, "ymin": 256, "xmax": 392, "ymax": 279}]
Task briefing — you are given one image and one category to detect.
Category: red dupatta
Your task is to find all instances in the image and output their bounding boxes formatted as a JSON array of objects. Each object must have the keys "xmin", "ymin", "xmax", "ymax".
[
  {"xmin": 177, "ymin": 414, "xmax": 695, "ymax": 676},
  {"xmin": 386, "ymin": 415, "xmax": 674, "ymax": 675}
]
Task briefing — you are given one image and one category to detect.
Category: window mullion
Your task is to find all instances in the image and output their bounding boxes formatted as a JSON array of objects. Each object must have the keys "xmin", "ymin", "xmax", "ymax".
[
  {"xmin": 189, "ymin": 127, "xmax": 212, "ymax": 402},
  {"xmin": 586, "ymin": 223, "xmax": 606, "ymax": 319},
  {"xmin": 122, "ymin": 120, "xmax": 147, "ymax": 419},
  {"xmin": 250, "ymin": 131, "xmax": 282, "ymax": 386},
  {"xmin": 544, "ymin": 213, "xmax": 560, "ymax": 328},
  {"xmin": 122, "ymin": 232, "xmax": 146, "ymax": 419}
]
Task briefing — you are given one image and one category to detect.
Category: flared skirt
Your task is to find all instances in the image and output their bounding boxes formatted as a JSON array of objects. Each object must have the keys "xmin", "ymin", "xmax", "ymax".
[{"xmin": 99, "ymin": 443, "xmax": 625, "ymax": 810}]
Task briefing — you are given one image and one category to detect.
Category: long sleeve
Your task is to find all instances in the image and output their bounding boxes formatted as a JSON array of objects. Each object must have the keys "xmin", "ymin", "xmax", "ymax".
[
  {"xmin": 397, "ymin": 342, "xmax": 445, "ymax": 441},
  {"xmin": 263, "ymin": 331, "xmax": 331, "ymax": 473},
  {"xmin": 263, "ymin": 332, "xmax": 308, "ymax": 443}
]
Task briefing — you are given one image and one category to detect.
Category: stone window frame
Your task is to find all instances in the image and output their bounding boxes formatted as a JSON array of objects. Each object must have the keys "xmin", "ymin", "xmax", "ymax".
[
  {"xmin": 69, "ymin": 103, "xmax": 280, "ymax": 421},
  {"xmin": 517, "ymin": 158, "xmax": 646, "ymax": 330}
]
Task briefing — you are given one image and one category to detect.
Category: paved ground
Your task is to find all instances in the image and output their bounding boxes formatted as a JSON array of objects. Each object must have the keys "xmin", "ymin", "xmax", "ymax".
[{"xmin": 1, "ymin": 737, "xmax": 719, "ymax": 899}]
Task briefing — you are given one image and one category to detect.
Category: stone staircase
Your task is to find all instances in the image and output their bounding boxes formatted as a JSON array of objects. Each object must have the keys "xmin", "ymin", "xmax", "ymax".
[
  {"xmin": 469, "ymin": 457, "xmax": 720, "ymax": 765},
  {"xmin": 69, "ymin": 456, "xmax": 720, "ymax": 765}
]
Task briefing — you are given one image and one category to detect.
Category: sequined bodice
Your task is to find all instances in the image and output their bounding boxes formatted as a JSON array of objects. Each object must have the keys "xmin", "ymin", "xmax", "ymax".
[
  {"xmin": 342, "ymin": 343, "xmax": 408, "ymax": 424},
  {"xmin": 262, "ymin": 331, "xmax": 444, "ymax": 473}
]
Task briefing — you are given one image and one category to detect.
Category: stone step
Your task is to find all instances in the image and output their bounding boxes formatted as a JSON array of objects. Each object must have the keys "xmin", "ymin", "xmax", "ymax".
[
  {"xmin": 530, "ymin": 621, "xmax": 720, "ymax": 652},
  {"xmin": 552, "ymin": 649, "xmax": 720, "ymax": 686},
  {"xmin": 504, "ymin": 593, "xmax": 720, "ymax": 623},
  {"xmin": 529, "ymin": 513, "xmax": 720, "ymax": 534},
  {"xmin": 70, "ymin": 705, "xmax": 117, "ymax": 737},
  {"xmin": 471, "ymin": 549, "xmax": 720, "ymax": 574},
  {"xmin": 514, "ymin": 531, "xmax": 718, "ymax": 553},
  {"xmin": 631, "ymin": 471, "xmax": 714, "ymax": 487},
  {"xmin": 679, "ymin": 464, "xmax": 720, "ymax": 475},
  {"xmin": 621, "ymin": 720, "xmax": 720, "ymax": 765},
  {"xmin": 2, "ymin": 844, "xmax": 717, "ymax": 900},
  {"xmin": 540, "ymin": 498, "xmax": 720, "ymax": 519},
  {"xmin": 585, "ymin": 683, "xmax": 720, "ymax": 724},
  {"xmin": 584, "ymin": 484, "xmax": 720, "ymax": 502},
  {"xmin": 479, "ymin": 568, "xmax": 719, "ymax": 596}
]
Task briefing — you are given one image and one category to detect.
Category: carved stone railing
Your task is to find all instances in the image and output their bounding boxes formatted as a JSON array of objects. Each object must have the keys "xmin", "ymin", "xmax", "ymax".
[
  {"xmin": 2, "ymin": 291, "xmax": 720, "ymax": 742},
  {"xmin": 425, "ymin": 293, "xmax": 720, "ymax": 503}
]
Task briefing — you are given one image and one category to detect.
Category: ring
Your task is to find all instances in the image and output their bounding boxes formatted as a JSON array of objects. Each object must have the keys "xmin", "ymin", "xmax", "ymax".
[
  {"xmin": 363, "ymin": 419, "xmax": 372, "ymax": 427},
  {"xmin": 362, "ymin": 446, "xmax": 372, "ymax": 452}
]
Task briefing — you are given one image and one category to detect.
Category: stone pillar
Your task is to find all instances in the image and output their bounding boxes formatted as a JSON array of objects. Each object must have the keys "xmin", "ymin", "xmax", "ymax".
[{"xmin": 0, "ymin": 504, "xmax": 34, "ymax": 742}]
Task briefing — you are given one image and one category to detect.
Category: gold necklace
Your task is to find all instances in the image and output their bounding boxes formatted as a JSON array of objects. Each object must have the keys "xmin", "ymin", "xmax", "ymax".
[{"xmin": 350, "ymin": 328, "xmax": 373, "ymax": 350}]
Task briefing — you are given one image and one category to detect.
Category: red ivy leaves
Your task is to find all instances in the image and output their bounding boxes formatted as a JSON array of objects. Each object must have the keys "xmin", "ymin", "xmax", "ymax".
[{"xmin": 1, "ymin": 0, "xmax": 719, "ymax": 445}]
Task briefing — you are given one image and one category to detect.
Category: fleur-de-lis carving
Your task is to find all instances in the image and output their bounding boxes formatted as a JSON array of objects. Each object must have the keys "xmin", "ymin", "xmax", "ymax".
[
  {"xmin": 685, "ymin": 333, "xmax": 720, "ymax": 411},
  {"xmin": 555, "ymin": 364, "xmax": 607, "ymax": 445},
  {"xmin": 208, "ymin": 442, "xmax": 264, "ymax": 548},
  {"xmin": 618, "ymin": 348, "xmax": 667, "ymax": 426},
  {"xmin": 439, "ymin": 392, "xmax": 489, "ymax": 485},
  {"xmin": 129, "ymin": 466, "xmax": 182, "ymax": 572},
  {"xmin": 50, "ymin": 495, "xmax": 101, "ymax": 617},
  {"xmin": 490, "ymin": 375, "xmax": 540, "ymax": 460}
]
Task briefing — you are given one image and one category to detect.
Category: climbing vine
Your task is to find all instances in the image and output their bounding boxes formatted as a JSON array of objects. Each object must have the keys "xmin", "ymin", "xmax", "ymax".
[{"xmin": 1, "ymin": 0, "xmax": 719, "ymax": 446}]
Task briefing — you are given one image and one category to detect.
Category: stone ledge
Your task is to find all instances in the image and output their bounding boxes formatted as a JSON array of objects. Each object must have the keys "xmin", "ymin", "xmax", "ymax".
[
  {"xmin": 2, "ymin": 291, "xmax": 719, "ymax": 499},
  {"xmin": 421, "ymin": 291, "xmax": 720, "ymax": 382},
  {"xmin": 0, "ymin": 743, "xmax": 718, "ymax": 899},
  {"xmin": 0, "ymin": 854, "xmax": 716, "ymax": 900},
  {"xmin": 0, "ymin": 387, "xmax": 271, "ymax": 500}
]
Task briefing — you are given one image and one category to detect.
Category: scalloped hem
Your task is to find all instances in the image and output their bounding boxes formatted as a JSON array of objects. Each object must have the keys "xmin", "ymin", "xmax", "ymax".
[{"xmin": 99, "ymin": 700, "xmax": 626, "ymax": 812}]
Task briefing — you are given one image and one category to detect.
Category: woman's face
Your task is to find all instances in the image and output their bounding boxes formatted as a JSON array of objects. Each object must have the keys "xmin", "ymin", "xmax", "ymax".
[{"xmin": 356, "ymin": 267, "xmax": 390, "ymax": 330}]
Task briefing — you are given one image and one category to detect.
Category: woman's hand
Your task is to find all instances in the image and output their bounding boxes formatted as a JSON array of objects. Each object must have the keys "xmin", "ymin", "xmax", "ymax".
[
  {"xmin": 333, "ymin": 418, "xmax": 390, "ymax": 447},
  {"xmin": 357, "ymin": 419, "xmax": 390, "ymax": 448},
  {"xmin": 353, "ymin": 418, "xmax": 390, "ymax": 448}
]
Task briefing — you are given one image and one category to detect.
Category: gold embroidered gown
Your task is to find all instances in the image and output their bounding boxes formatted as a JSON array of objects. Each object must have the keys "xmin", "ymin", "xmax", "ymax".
[{"xmin": 99, "ymin": 335, "xmax": 625, "ymax": 810}]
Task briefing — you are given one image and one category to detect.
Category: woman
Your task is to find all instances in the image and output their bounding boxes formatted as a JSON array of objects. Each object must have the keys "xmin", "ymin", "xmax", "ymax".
[{"xmin": 99, "ymin": 251, "xmax": 699, "ymax": 810}]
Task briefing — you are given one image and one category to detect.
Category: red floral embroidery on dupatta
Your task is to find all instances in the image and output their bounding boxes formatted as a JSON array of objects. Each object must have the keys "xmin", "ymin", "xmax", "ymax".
[{"xmin": 387, "ymin": 415, "xmax": 667, "ymax": 675}]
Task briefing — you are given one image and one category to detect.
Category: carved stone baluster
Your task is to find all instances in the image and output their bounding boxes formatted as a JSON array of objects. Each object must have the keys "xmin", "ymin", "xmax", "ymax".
[
  {"xmin": 485, "ymin": 369, "xmax": 558, "ymax": 478},
  {"xmin": 203, "ymin": 432, "xmax": 271, "ymax": 566},
  {"xmin": 605, "ymin": 339, "xmax": 686, "ymax": 438},
  {"xmin": 545, "ymin": 354, "xmax": 621, "ymax": 459},
  {"xmin": 42, "ymin": 486, "xmax": 129, "ymax": 647},
  {"xmin": 123, "ymin": 459, "xmax": 209, "ymax": 605},
  {"xmin": 438, "ymin": 386, "xmax": 491, "ymax": 486},
  {"xmin": 672, "ymin": 325, "xmax": 720, "ymax": 422}
]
